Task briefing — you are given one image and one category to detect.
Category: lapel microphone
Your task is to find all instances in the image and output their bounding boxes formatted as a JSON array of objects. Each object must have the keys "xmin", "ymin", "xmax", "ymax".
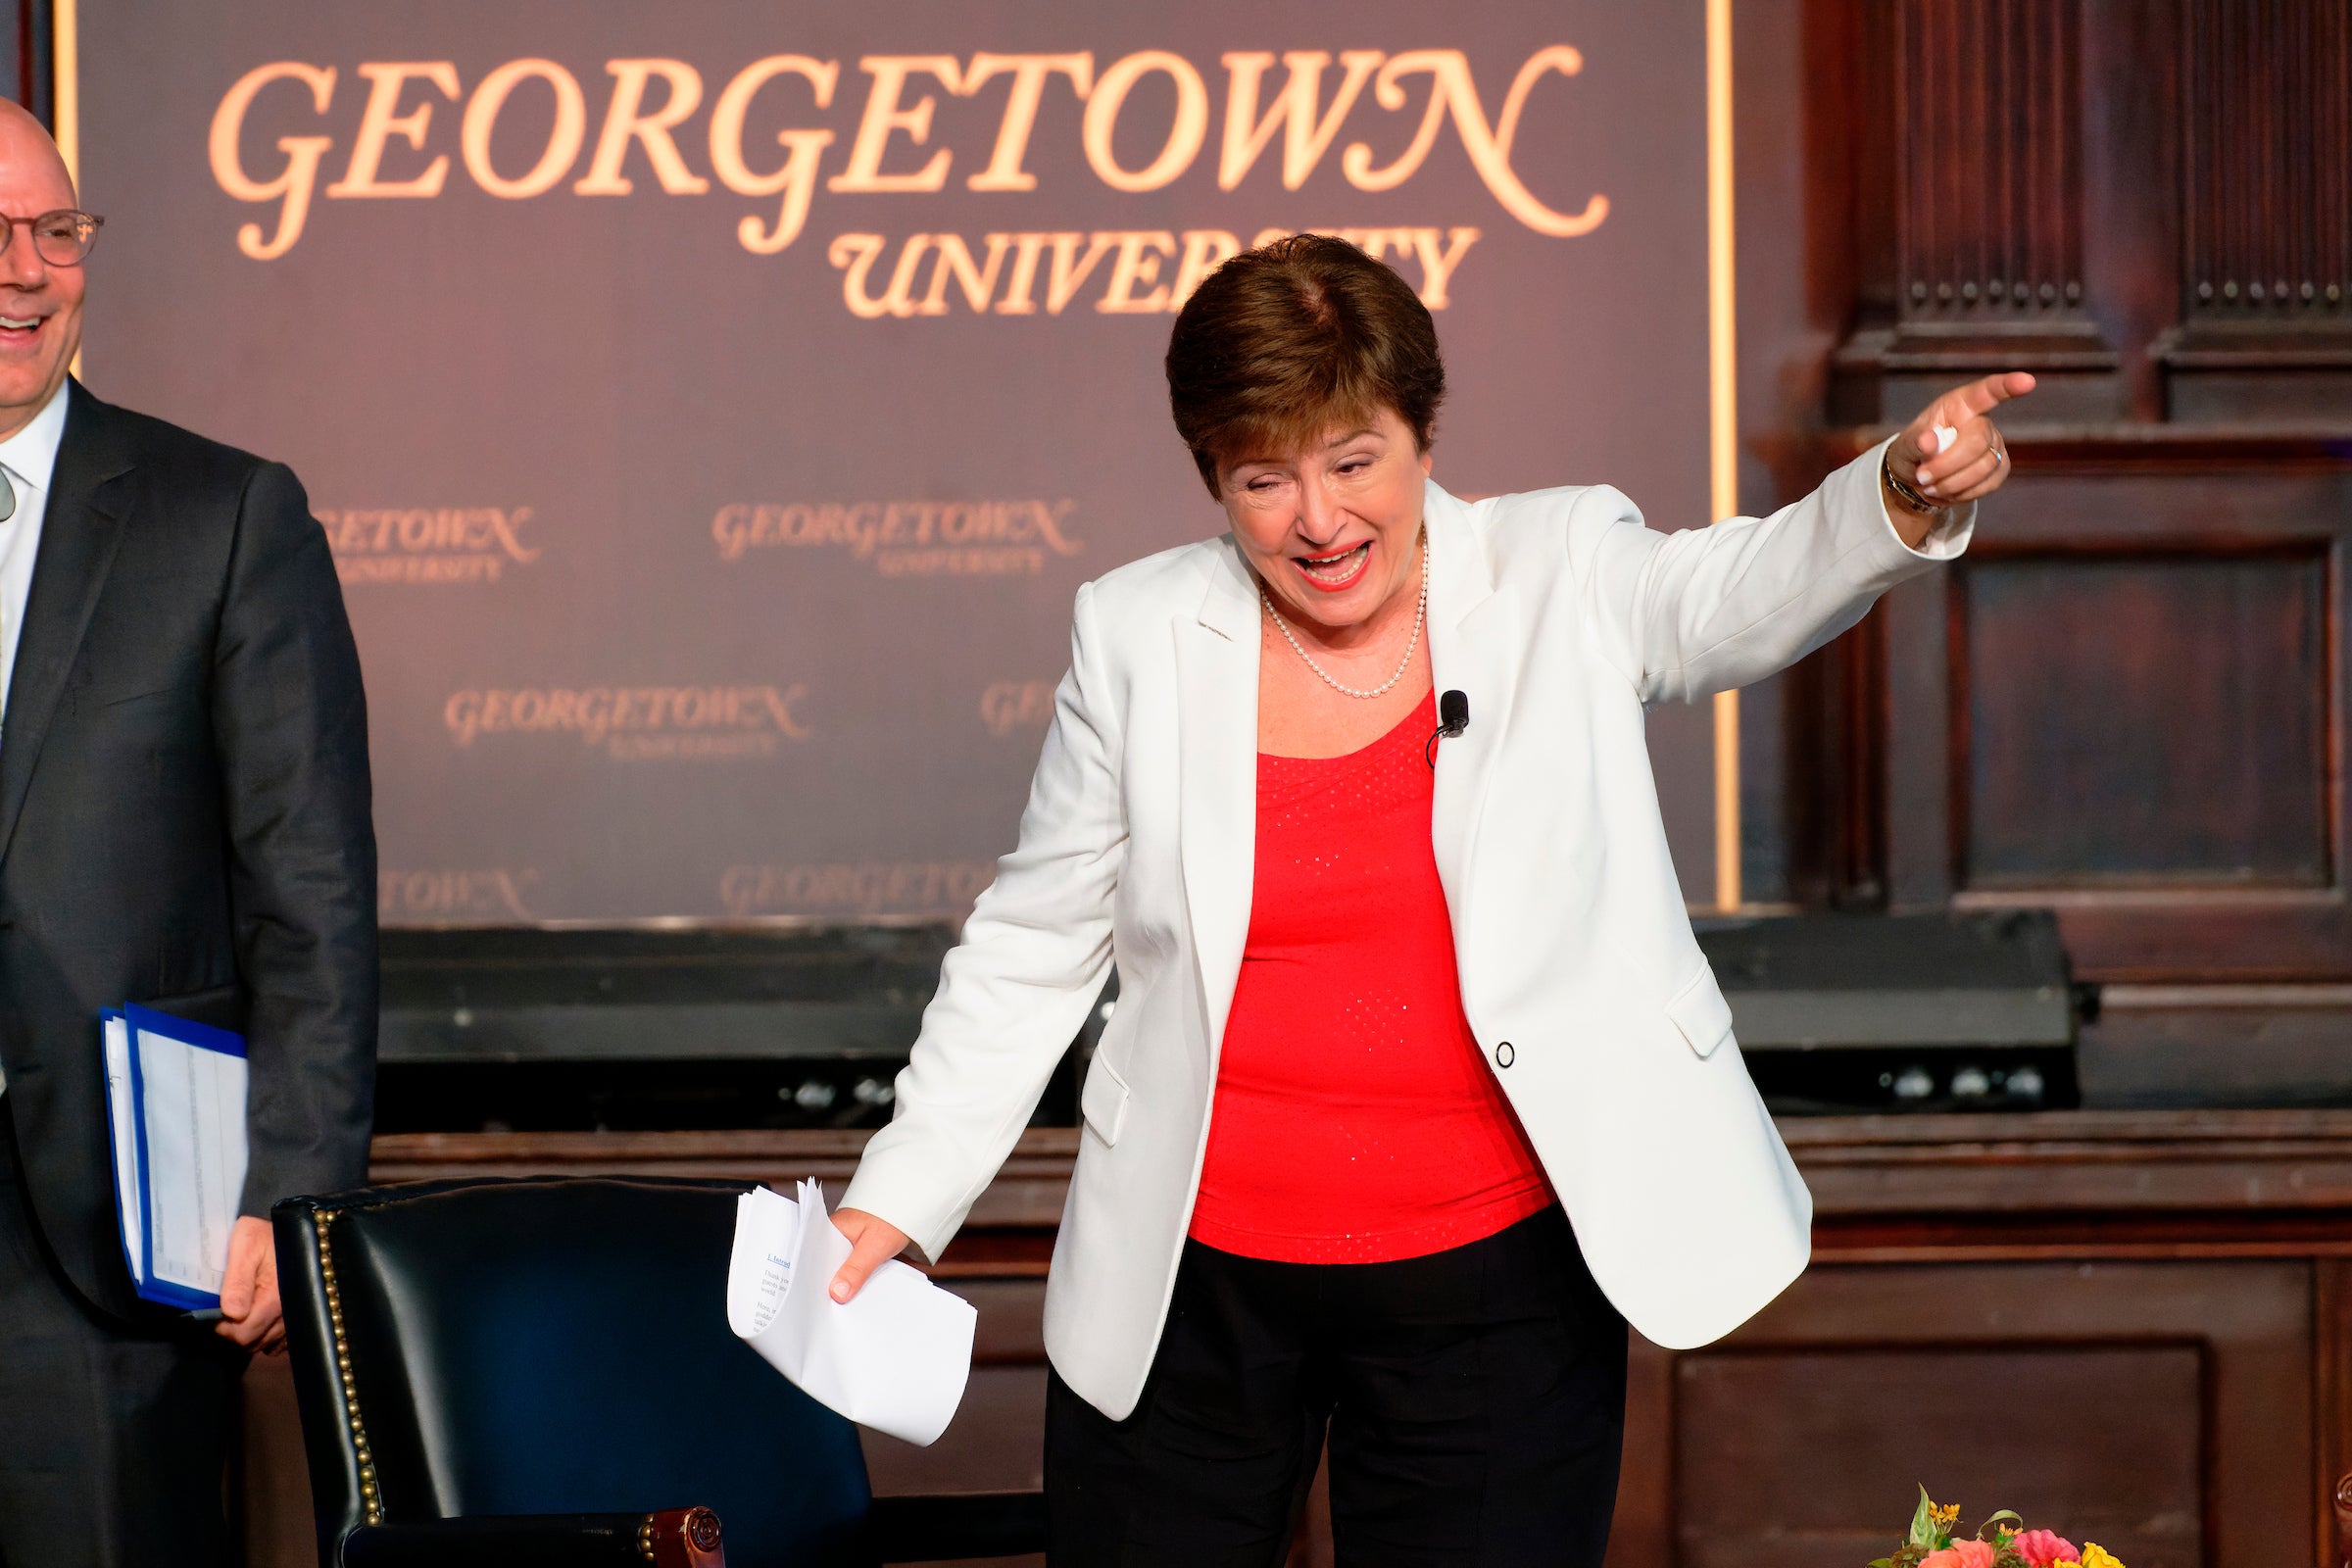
[{"xmin": 1425, "ymin": 689, "xmax": 1471, "ymax": 768}]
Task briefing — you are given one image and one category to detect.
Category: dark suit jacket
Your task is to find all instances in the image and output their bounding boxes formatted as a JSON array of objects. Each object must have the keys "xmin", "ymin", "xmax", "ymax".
[{"xmin": 0, "ymin": 380, "xmax": 376, "ymax": 1323}]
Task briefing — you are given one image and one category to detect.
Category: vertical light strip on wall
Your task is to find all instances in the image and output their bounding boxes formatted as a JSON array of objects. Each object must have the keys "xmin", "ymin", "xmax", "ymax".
[
  {"xmin": 54, "ymin": 0, "xmax": 79, "ymax": 379},
  {"xmin": 1705, "ymin": 0, "xmax": 1741, "ymax": 912},
  {"xmin": 52, "ymin": 0, "xmax": 76, "ymax": 182}
]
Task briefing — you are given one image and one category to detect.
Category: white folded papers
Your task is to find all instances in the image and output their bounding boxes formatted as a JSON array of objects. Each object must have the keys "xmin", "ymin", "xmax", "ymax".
[
  {"xmin": 725, "ymin": 1180, "xmax": 976, "ymax": 1446},
  {"xmin": 101, "ymin": 1004, "xmax": 251, "ymax": 1310}
]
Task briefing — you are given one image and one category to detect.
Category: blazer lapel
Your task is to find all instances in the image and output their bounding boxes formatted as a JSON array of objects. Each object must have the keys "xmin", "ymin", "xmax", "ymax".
[
  {"xmin": 1424, "ymin": 480, "xmax": 1523, "ymax": 930},
  {"xmin": 0, "ymin": 384, "xmax": 135, "ymax": 868},
  {"xmin": 1175, "ymin": 540, "xmax": 1260, "ymax": 1058}
]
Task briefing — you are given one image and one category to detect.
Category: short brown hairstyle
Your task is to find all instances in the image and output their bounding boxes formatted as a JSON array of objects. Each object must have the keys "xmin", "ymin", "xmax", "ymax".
[{"xmin": 1165, "ymin": 233, "xmax": 1446, "ymax": 496}]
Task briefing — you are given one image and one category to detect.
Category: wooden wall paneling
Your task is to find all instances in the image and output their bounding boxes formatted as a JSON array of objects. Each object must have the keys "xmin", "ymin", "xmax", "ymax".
[
  {"xmin": 1789, "ymin": 1110, "xmax": 2352, "ymax": 1256},
  {"xmin": 2077, "ymin": 0, "xmax": 2181, "ymax": 424},
  {"xmin": 242, "ymin": 1353, "xmax": 317, "ymax": 1568},
  {"xmin": 1872, "ymin": 445, "xmax": 2352, "ymax": 981},
  {"xmin": 1672, "ymin": 1259, "xmax": 2315, "ymax": 1568},
  {"xmin": 1765, "ymin": 607, "xmax": 1892, "ymax": 911},
  {"xmin": 364, "ymin": 1110, "xmax": 2352, "ymax": 1251},
  {"xmin": 1881, "ymin": 559, "xmax": 1951, "ymax": 910},
  {"xmin": 227, "ymin": 1119, "xmax": 2352, "ymax": 1567},
  {"xmin": 6, "ymin": 1, "xmax": 46, "ymax": 125},
  {"xmin": 1733, "ymin": 0, "xmax": 1857, "ymax": 489},
  {"xmin": 2157, "ymin": 0, "xmax": 2352, "ymax": 420},
  {"xmin": 1952, "ymin": 546, "xmax": 2329, "ymax": 888},
  {"xmin": 1606, "ymin": 1334, "xmax": 1680, "ymax": 1568},
  {"xmin": 1825, "ymin": 605, "xmax": 1895, "ymax": 908},
  {"xmin": 1677, "ymin": 1342, "xmax": 2208, "ymax": 1568},
  {"xmin": 1833, "ymin": 0, "xmax": 2126, "ymax": 424},
  {"xmin": 2081, "ymin": 985, "xmax": 2352, "ymax": 1110},
  {"xmin": 2321, "ymin": 1259, "xmax": 2352, "ymax": 1566}
]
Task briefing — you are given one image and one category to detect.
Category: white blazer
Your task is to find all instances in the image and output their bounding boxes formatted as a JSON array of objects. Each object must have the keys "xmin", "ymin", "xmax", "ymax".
[{"xmin": 843, "ymin": 437, "xmax": 1972, "ymax": 1420}]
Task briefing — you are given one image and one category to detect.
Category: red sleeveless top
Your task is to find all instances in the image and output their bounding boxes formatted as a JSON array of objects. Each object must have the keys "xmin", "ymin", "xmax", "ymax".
[{"xmin": 1187, "ymin": 690, "xmax": 1554, "ymax": 1263}]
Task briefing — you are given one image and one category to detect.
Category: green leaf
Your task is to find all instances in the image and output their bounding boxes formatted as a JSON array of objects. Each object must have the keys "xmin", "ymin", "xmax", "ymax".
[
  {"xmin": 1978, "ymin": 1510, "xmax": 2024, "ymax": 1541},
  {"xmin": 1908, "ymin": 1487, "xmax": 1940, "ymax": 1549}
]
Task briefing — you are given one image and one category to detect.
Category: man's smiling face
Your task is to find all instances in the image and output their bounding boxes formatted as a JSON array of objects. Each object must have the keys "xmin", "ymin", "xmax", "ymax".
[{"xmin": 0, "ymin": 101, "xmax": 84, "ymax": 439}]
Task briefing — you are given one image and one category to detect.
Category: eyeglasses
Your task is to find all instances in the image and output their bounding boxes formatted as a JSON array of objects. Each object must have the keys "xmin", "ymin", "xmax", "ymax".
[{"xmin": 0, "ymin": 210, "xmax": 103, "ymax": 267}]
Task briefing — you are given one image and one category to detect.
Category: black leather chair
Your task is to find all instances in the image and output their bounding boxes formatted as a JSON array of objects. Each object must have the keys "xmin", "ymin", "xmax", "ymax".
[{"xmin": 275, "ymin": 1177, "xmax": 1047, "ymax": 1567}]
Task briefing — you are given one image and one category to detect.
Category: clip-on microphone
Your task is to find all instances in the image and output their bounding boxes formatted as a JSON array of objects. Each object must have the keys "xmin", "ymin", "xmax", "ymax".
[{"xmin": 1425, "ymin": 689, "xmax": 1470, "ymax": 768}]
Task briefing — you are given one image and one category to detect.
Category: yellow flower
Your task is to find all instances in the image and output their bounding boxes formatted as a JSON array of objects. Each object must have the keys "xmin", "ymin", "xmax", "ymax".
[
  {"xmin": 2052, "ymin": 1562, "xmax": 2080, "ymax": 1568},
  {"xmin": 2081, "ymin": 1546, "xmax": 2126, "ymax": 1568}
]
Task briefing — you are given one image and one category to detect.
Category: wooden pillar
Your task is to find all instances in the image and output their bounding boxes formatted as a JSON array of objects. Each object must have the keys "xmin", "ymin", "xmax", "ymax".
[
  {"xmin": 1832, "ymin": 0, "xmax": 2125, "ymax": 423},
  {"xmin": 2156, "ymin": 0, "xmax": 2352, "ymax": 418}
]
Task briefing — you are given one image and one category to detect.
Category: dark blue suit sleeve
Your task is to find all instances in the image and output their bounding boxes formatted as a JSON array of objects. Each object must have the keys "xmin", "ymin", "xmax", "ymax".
[{"xmin": 210, "ymin": 460, "xmax": 376, "ymax": 1215}]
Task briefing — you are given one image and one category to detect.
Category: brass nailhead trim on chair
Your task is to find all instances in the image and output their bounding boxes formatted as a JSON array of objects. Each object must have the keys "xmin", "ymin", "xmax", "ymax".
[
  {"xmin": 637, "ymin": 1515, "xmax": 658, "ymax": 1562},
  {"xmin": 315, "ymin": 1211, "xmax": 384, "ymax": 1527}
]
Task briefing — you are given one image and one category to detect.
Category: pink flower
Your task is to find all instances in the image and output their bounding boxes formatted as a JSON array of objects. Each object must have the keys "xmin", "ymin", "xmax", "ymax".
[
  {"xmin": 1921, "ymin": 1543, "xmax": 1995, "ymax": 1568},
  {"xmin": 2013, "ymin": 1531, "xmax": 2080, "ymax": 1568}
]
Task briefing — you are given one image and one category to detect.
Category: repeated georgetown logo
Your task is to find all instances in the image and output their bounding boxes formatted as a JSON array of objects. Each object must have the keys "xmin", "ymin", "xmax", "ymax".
[
  {"xmin": 444, "ymin": 683, "xmax": 811, "ymax": 760},
  {"xmin": 718, "ymin": 859, "xmax": 998, "ymax": 919},
  {"xmin": 980, "ymin": 680, "xmax": 1056, "ymax": 736},
  {"xmin": 207, "ymin": 44, "xmax": 1606, "ymax": 315},
  {"xmin": 377, "ymin": 868, "xmax": 540, "ymax": 920},
  {"xmin": 318, "ymin": 506, "xmax": 541, "ymax": 584},
  {"xmin": 712, "ymin": 497, "xmax": 1081, "ymax": 576}
]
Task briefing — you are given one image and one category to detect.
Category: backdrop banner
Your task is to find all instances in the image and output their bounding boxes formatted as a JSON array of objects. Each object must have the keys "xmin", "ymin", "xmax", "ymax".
[{"xmin": 75, "ymin": 0, "xmax": 1717, "ymax": 926}]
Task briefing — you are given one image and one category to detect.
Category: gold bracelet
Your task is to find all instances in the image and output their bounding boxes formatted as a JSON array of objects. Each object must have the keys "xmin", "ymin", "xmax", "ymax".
[{"xmin": 1882, "ymin": 454, "xmax": 1946, "ymax": 514}]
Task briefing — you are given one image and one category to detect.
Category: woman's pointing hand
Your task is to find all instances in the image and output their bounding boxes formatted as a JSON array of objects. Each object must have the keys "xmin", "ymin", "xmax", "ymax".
[{"xmin": 1892, "ymin": 370, "xmax": 2036, "ymax": 507}]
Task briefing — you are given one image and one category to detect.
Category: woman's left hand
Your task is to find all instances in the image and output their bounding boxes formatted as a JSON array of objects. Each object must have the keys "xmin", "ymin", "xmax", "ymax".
[{"xmin": 1890, "ymin": 370, "xmax": 2036, "ymax": 507}]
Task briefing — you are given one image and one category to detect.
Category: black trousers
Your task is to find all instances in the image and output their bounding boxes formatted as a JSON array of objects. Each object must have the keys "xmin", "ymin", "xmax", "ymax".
[
  {"xmin": 1046, "ymin": 1206, "xmax": 1628, "ymax": 1567},
  {"xmin": 0, "ymin": 1104, "xmax": 239, "ymax": 1568}
]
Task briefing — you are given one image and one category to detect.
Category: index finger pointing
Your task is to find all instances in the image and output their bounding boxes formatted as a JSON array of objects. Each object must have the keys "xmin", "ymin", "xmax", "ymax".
[{"xmin": 1955, "ymin": 370, "xmax": 2036, "ymax": 416}]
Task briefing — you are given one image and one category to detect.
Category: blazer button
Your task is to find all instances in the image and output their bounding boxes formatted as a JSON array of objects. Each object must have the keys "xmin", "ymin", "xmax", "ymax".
[{"xmin": 1494, "ymin": 1042, "xmax": 1514, "ymax": 1068}]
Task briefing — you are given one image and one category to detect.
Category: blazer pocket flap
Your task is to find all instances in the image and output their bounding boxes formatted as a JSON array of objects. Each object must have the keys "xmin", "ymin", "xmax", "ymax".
[
  {"xmin": 1665, "ymin": 964, "xmax": 1736, "ymax": 1059},
  {"xmin": 1080, "ymin": 1056, "xmax": 1131, "ymax": 1147}
]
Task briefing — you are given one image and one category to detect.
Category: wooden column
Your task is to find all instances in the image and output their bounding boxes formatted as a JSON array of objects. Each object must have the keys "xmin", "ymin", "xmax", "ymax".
[
  {"xmin": 2156, "ymin": 0, "xmax": 2352, "ymax": 418},
  {"xmin": 1832, "ymin": 0, "xmax": 2125, "ymax": 422}
]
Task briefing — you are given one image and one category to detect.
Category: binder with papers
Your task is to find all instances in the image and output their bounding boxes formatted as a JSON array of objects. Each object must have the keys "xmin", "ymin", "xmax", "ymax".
[{"xmin": 100, "ymin": 1004, "xmax": 251, "ymax": 1311}]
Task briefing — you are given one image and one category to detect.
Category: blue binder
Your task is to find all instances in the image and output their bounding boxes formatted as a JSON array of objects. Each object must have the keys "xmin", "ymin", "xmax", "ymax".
[{"xmin": 100, "ymin": 1004, "xmax": 251, "ymax": 1311}]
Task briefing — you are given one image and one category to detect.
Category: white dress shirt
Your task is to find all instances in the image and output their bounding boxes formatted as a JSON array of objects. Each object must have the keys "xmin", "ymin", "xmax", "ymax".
[{"xmin": 0, "ymin": 379, "xmax": 70, "ymax": 1096}]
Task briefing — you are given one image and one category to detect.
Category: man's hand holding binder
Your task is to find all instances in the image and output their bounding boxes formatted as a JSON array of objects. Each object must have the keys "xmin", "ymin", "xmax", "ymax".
[
  {"xmin": 217, "ymin": 1220, "xmax": 284, "ymax": 1351},
  {"xmin": 102, "ymin": 1004, "xmax": 283, "ymax": 1348}
]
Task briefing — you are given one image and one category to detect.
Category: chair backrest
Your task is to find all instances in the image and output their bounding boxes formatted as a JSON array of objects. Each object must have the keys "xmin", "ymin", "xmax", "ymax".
[{"xmin": 276, "ymin": 1177, "xmax": 873, "ymax": 1568}]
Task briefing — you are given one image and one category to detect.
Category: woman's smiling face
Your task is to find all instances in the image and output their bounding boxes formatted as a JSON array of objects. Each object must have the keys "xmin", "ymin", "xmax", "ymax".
[{"xmin": 1217, "ymin": 404, "xmax": 1433, "ymax": 639}]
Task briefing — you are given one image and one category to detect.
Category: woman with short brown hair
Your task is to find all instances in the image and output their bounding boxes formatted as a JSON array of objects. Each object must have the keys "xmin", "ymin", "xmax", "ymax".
[{"xmin": 833, "ymin": 234, "xmax": 2028, "ymax": 1564}]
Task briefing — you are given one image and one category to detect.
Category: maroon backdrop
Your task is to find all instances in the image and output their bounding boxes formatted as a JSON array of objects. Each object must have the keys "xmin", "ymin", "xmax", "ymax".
[{"xmin": 74, "ymin": 0, "xmax": 1716, "ymax": 925}]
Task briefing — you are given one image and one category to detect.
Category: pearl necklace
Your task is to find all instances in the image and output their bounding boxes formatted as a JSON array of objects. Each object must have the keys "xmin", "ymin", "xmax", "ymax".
[{"xmin": 1256, "ymin": 534, "xmax": 1428, "ymax": 700}]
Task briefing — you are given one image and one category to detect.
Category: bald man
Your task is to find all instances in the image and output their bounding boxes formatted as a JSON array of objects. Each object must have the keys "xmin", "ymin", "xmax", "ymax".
[{"xmin": 0, "ymin": 103, "xmax": 375, "ymax": 1565}]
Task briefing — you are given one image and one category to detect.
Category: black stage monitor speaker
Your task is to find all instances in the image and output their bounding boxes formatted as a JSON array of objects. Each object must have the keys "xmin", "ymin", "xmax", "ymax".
[{"xmin": 1695, "ymin": 910, "xmax": 2082, "ymax": 1114}]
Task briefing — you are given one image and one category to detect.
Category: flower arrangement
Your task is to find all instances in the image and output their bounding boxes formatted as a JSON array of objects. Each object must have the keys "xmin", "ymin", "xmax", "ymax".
[{"xmin": 1868, "ymin": 1489, "xmax": 2128, "ymax": 1568}]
